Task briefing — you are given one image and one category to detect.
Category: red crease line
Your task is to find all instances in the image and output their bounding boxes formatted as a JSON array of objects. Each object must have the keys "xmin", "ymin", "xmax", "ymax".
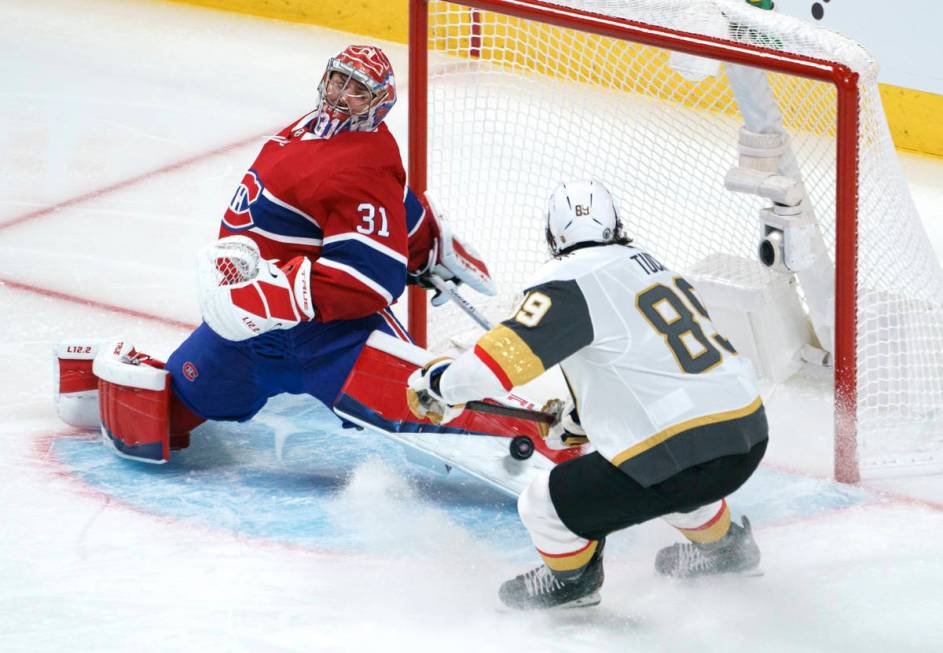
[
  {"xmin": 0, "ymin": 130, "xmax": 271, "ymax": 232},
  {"xmin": 0, "ymin": 277, "xmax": 197, "ymax": 331}
]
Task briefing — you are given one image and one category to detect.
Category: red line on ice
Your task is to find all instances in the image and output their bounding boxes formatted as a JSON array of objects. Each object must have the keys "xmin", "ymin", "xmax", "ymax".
[
  {"xmin": 0, "ymin": 131, "xmax": 281, "ymax": 328},
  {"xmin": 0, "ymin": 277, "xmax": 197, "ymax": 331},
  {"xmin": 0, "ymin": 130, "xmax": 269, "ymax": 232},
  {"xmin": 757, "ymin": 460, "xmax": 943, "ymax": 527}
]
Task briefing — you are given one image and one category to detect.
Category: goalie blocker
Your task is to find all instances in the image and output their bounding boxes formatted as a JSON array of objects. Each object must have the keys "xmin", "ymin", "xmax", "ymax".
[
  {"xmin": 408, "ymin": 191, "xmax": 496, "ymax": 306},
  {"xmin": 55, "ymin": 339, "xmax": 203, "ymax": 463}
]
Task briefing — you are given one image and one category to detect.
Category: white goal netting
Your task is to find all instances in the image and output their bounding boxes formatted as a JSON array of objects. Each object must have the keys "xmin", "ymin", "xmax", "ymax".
[{"xmin": 417, "ymin": 0, "xmax": 943, "ymax": 478}]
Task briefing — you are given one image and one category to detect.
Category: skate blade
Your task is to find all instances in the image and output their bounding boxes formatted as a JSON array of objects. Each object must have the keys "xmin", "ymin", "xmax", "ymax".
[
  {"xmin": 660, "ymin": 566, "xmax": 765, "ymax": 580},
  {"xmin": 561, "ymin": 592, "xmax": 602, "ymax": 609},
  {"xmin": 737, "ymin": 567, "xmax": 764, "ymax": 577},
  {"xmin": 495, "ymin": 592, "xmax": 602, "ymax": 613},
  {"xmin": 695, "ymin": 566, "xmax": 765, "ymax": 579}
]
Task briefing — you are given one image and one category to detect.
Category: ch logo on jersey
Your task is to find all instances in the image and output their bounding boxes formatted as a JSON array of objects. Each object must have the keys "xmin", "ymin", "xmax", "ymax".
[
  {"xmin": 182, "ymin": 361, "xmax": 199, "ymax": 382},
  {"xmin": 223, "ymin": 170, "xmax": 263, "ymax": 230}
]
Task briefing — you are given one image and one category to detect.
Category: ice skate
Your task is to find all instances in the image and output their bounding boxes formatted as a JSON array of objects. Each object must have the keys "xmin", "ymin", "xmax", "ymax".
[
  {"xmin": 499, "ymin": 540, "xmax": 605, "ymax": 610},
  {"xmin": 655, "ymin": 516, "xmax": 760, "ymax": 578}
]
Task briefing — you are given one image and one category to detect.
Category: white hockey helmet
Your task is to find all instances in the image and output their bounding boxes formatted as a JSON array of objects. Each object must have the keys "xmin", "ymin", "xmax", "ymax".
[{"xmin": 545, "ymin": 180, "xmax": 626, "ymax": 256}]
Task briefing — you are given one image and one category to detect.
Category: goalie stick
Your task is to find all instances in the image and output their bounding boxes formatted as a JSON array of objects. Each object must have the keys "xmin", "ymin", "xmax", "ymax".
[
  {"xmin": 424, "ymin": 274, "xmax": 562, "ymax": 429},
  {"xmin": 421, "ymin": 399, "xmax": 561, "ymax": 460},
  {"xmin": 413, "ymin": 292, "xmax": 576, "ymax": 460},
  {"xmin": 426, "ymin": 273, "xmax": 494, "ymax": 331},
  {"xmin": 336, "ymin": 332, "xmax": 580, "ymax": 470}
]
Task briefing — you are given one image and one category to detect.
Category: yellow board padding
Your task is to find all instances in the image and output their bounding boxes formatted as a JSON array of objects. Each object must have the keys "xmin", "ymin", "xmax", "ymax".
[
  {"xmin": 880, "ymin": 85, "xmax": 943, "ymax": 157},
  {"xmin": 429, "ymin": 6, "xmax": 740, "ymax": 115},
  {"xmin": 169, "ymin": 0, "xmax": 941, "ymax": 157},
  {"xmin": 168, "ymin": 0, "xmax": 409, "ymax": 42},
  {"xmin": 428, "ymin": 3, "xmax": 938, "ymax": 155}
]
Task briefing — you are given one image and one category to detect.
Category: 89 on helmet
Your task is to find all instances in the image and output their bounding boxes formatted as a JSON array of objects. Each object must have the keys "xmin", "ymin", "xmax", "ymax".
[
  {"xmin": 312, "ymin": 45, "xmax": 397, "ymax": 138},
  {"xmin": 545, "ymin": 180, "xmax": 630, "ymax": 257}
]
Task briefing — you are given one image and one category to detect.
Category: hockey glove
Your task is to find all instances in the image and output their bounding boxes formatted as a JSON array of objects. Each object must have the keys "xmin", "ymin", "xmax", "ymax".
[
  {"xmin": 199, "ymin": 236, "xmax": 316, "ymax": 341},
  {"xmin": 406, "ymin": 357, "xmax": 465, "ymax": 425},
  {"xmin": 410, "ymin": 192, "xmax": 496, "ymax": 307},
  {"xmin": 539, "ymin": 400, "xmax": 589, "ymax": 450}
]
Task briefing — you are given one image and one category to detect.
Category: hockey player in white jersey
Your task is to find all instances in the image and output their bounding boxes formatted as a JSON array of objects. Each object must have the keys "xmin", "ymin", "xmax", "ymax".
[{"xmin": 407, "ymin": 180, "xmax": 768, "ymax": 610}]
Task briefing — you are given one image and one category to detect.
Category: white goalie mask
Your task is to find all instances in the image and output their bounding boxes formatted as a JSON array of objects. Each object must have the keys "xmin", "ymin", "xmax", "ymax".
[{"xmin": 545, "ymin": 180, "xmax": 626, "ymax": 257}]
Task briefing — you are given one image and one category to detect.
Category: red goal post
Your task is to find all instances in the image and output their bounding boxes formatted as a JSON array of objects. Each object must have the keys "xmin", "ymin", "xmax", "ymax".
[{"xmin": 406, "ymin": 0, "xmax": 941, "ymax": 483}]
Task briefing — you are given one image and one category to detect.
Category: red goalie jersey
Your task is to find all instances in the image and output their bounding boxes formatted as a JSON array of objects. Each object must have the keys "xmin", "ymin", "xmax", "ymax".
[{"xmin": 218, "ymin": 113, "xmax": 434, "ymax": 322}]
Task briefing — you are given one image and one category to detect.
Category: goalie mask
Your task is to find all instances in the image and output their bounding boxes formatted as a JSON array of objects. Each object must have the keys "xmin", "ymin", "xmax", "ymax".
[
  {"xmin": 310, "ymin": 45, "xmax": 396, "ymax": 139},
  {"xmin": 545, "ymin": 180, "xmax": 627, "ymax": 257}
]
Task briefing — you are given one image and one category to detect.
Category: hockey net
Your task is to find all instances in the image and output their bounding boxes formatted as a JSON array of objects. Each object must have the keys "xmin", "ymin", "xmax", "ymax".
[{"xmin": 407, "ymin": 0, "xmax": 943, "ymax": 481}]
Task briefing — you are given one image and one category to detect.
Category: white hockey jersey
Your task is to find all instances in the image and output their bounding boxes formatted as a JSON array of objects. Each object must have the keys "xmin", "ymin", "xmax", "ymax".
[{"xmin": 438, "ymin": 243, "xmax": 767, "ymax": 486}]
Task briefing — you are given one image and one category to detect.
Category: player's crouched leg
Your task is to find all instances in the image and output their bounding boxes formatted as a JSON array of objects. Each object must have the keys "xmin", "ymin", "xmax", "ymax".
[
  {"xmin": 498, "ymin": 470, "xmax": 605, "ymax": 610},
  {"xmin": 655, "ymin": 440, "xmax": 768, "ymax": 578},
  {"xmin": 656, "ymin": 500, "xmax": 761, "ymax": 578}
]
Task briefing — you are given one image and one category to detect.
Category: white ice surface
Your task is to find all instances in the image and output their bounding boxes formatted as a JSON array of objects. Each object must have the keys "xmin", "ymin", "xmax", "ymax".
[{"xmin": 2, "ymin": 1, "xmax": 943, "ymax": 651}]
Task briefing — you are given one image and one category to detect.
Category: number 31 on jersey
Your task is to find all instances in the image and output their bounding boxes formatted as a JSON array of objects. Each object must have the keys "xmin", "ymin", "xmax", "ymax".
[{"xmin": 356, "ymin": 203, "xmax": 390, "ymax": 237}]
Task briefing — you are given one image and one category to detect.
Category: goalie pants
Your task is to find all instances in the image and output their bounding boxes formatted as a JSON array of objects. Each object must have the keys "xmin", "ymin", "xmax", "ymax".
[
  {"xmin": 165, "ymin": 309, "xmax": 410, "ymax": 423},
  {"xmin": 547, "ymin": 438, "xmax": 767, "ymax": 542}
]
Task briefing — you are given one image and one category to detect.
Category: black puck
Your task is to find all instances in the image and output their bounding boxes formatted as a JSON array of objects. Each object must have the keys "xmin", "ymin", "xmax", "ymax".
[{"xmin": 509, "ymin": 436, "xmax": 535, "ymax": 460}]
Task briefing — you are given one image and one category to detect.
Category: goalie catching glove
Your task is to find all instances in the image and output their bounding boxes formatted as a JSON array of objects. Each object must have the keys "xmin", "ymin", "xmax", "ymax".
[
  {"xmin": 198, "ymin": 236, "xmax": 316, "ymax": 341},
  {"xmin": 406, "ymin": 357, "xmax": 465, "ymax": 425},
  {"xmin": 409, "ymin": 192, "xmax": 497, "ymax": 307}
]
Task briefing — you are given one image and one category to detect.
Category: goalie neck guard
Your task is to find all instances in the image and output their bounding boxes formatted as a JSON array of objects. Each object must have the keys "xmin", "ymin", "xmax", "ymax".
[
  {"xmin": 545, "ymin": 180, "xmax": 630, "ymax": 257},
  {"xmin": 309, "ymin": 45, "xmax": 397, "ymax": 139}
]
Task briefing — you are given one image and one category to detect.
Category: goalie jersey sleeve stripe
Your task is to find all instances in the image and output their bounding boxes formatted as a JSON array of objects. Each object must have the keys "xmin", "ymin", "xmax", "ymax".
[
  {"xmin": 475, "ymin": 279, "xmax": 594, "ymax": 389},
  {"xmin": 318, "ymin": 236, "xmax": 407, "ymax": 302},
  {"xmin": 242, "ymin": 187, "xmax": 324, "ymax": 240},
  {"xmin": 404, "ymin": 187, "xmax": 426, "ymax": 237},
  {"xmin": 404, "ymin": 186, "xmax": 438, "ymax": 273}
]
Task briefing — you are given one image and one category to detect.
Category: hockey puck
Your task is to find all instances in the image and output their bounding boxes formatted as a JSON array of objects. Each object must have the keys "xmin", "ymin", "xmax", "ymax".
[{"xmin": 509, "ymin": 436, "xmax": 534, "ymax": 460}]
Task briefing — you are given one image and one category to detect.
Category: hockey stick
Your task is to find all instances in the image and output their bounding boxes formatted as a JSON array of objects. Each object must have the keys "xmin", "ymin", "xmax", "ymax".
[
  {"xmin": 465, "ymin": 399, "xmax": 560, "ymax": 425},
  {"xmin": 464, "ymin": 399, "xmax": 564, "ymax": 461},
  {"xmin": 427, "ymin": 274, "xmax": 494, "ymax": 331},
  {"xmin": 424, "ymin": 275, "xmax": 563, "ymax": 430}
]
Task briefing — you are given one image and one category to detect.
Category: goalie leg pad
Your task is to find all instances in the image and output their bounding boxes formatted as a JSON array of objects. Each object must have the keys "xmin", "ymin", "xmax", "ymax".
[
  {"xmin": 334, "ymin": 331, "xmax": 581, "ymax": 469},
  {"xmin": 55, "ymin": 340, "xmax": 104, "ymax": 429},
  {"xmin": 94, "ymin": 341, "xmax": 173, "ymax": 463}
]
